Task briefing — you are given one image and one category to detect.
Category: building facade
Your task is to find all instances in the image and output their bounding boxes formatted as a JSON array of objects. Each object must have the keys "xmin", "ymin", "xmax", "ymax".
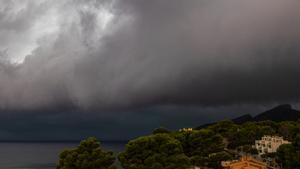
[
  {"xmin": 222, "ymin": 156, "xmax": 267, "ymax": 169},
  {"xmin": 179, "ymin": 128, "xmax": 193, "ymax": 132},
  {"xmin": 255, "ymin": 136, "xmax": 290, "ymax": 156}
]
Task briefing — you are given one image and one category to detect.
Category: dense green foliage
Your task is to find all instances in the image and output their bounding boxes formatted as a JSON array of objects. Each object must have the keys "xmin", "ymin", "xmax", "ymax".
[
  {"xmin": 118, "ymin": 134, "xmax": 191, "ymax": 169},
  {"xmin": 57, "ymin": 137, "xmax": 116, "ymax": 169},
  {"xmin": 238, "ymin": 145, "xmax": 258, "ymax": 155},
  {"xmin": 152, "ymin": 127, "xmax": 171, "ymax": 134},
  {"xmin": 58, "ymin": 120, "xmax": 300, "ymax": 169},
  {"xmin": 172, "ymin": 129, "xmax": 230, "ymax": 168},
  {"xmin": 226, "ymin": 121, "xmax": 276, "ymax": 148},
  {"xmin": 173, "ymin": 129, "xmax": 225, "ymax": 157},
  {"xmin": 276, "ymin": 134, "xmax": 300, "ymax": 169},
  {"xmin": 119, "ymin": 120, "xmax": 300, "ymax": 168},
  {"xmin": 278, "ymin": 121, "xmax": 300, "ymax": 141},
  {"xmin": 207, "ymin": 152, "xmax": 233, "ymax": 169}
]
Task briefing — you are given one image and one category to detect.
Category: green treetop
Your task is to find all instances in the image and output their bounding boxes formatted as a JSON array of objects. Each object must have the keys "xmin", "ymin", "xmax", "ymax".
[
  {"xmin": 118, "ymin": 134, "xmax": 191, "ymax": 169},
  {"xmin": 57, "ymin": 137, "xmax": 116, "ymax": 169}
]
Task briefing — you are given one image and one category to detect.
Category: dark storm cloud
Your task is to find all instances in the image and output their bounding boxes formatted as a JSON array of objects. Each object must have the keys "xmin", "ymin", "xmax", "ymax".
[
  {"xmin": 1, "ymin": 0, "xmax": 300, "ymax": 112},
  {"xmin": 0, "ymin": 104, "xmax": 273, "ymax": 140}
]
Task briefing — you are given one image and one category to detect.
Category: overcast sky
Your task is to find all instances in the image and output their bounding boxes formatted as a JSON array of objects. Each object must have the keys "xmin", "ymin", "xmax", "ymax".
[{"xmin": 1, "ymin": 0, "xmax": 300, "ymax": 140}]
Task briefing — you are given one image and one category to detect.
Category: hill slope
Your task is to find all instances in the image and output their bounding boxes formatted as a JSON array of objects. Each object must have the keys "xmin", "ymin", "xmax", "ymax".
[
  {"xmin": 254, "ymin": 104, "xmax": 300, "ymax": 122},
  {"xmin": 196, "ymin": 104, "xmax": 300, "ymax": 129}
]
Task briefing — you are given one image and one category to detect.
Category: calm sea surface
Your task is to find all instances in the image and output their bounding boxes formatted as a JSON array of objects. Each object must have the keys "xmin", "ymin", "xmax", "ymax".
[{"xmin": 0, "ymin": 141, "xmax": 125, "ymax": 169}]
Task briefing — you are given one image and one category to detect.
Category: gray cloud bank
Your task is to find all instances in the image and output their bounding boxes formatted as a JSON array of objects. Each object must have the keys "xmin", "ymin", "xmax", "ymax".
[{"xmin": 1, "ymin": 0, "xmax": 300, "ymax": 112}]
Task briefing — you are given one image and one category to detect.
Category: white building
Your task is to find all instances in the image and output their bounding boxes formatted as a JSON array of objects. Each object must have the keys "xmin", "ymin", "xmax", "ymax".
[
  {"xmin": 179, "ymin": 128, "xmax": 193, "ymax": 132},
  {"xmin": 255, "ymin": 135, "xmax": 290, "ymax": 155}
]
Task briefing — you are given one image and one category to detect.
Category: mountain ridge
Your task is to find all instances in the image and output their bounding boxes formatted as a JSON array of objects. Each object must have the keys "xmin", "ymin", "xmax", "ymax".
[{"xmin": 196, "ymin": 104, "xmax": 300, "ymax": 129}]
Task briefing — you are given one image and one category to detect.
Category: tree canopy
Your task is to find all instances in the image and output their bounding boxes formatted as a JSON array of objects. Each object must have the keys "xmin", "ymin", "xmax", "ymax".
[
  {"xmin": 118, "ymin": 134, "xmax": 191, "ymax": 169},
  {"xmin": 57, "ymin": 119, "xmax": 300, "ymax": 169},
  {"xmin": 173, "ymin": 129, "xmax": 225, "ymax": 157},
  {"xmin": 276, "ymin": 134, "xmax": 300, "ymax": 169},
  {"xmin": 57, "ymin": 137, "xmax": 116, "ymax": 169},
  {"xmin": 152, "ymin": 127, "xmax": 171, "ymax": 134}
]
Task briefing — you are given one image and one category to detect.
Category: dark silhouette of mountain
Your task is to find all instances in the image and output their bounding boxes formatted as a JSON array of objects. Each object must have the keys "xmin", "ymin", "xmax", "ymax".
[
  {"xmin": 195, "ymin": 104, "xmax": 300, "ymax": 129},
  {"xmin": 195, "ymin": 122, "xmax": 215, "ymax": 129},
  {"xmin": 195, "ymin": 114, "xmax": 253, "ymax": 129},
  {"xmin": 254, "ymin": 104, "xmax": 300, "ymax": 122},
  {"xmin": 232, "ymin": 114, "xmax": 253, "ymax": 124}
]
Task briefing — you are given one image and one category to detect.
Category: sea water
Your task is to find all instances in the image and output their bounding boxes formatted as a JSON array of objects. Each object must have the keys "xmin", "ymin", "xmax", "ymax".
[{"xmin": 0, "ymin": 141, "xmax": 125, "ymax": 169}]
